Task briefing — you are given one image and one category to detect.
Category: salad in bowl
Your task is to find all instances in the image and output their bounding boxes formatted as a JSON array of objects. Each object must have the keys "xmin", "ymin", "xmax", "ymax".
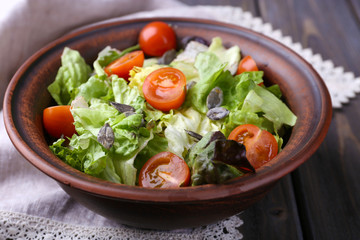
[{"xmin": 43, "ymin": 21, "xmax": 297, "ymax": 188}]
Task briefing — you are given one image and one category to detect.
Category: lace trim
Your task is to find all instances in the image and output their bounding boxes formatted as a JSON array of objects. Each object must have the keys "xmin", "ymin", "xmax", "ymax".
[
  {"xmin": 123, "ymin": 5, "xmax": 360, "ymax": 108},
  {"xmin": 0, "ymin": 211, "xmax": 243, "ymax": 240}
]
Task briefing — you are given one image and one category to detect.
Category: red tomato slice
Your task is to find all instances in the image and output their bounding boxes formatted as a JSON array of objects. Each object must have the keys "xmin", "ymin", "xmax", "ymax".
[
  {"xmin": 43, "ymin": 105, "xmax": 76, "ymax": 138},
  {"xmin": 236, "ymin": 55, "xmax": 259, "ymax": 75},
  {"xmin": 139, "ymin": 21, "xmax": 176, "ymax": 57},
  {"xmin": 139, "ymin": 152, "xmax": 190, "ymax": 188},
  {"xmin": 104, "ymin": 50, "xmax": 144, "ymax": 80},
  {"xmin": 142, "ymin": 67, "xmax": 186, "ymax": 111},
  {"xmin": 228, "ymin": 124, "xmax": 278, "ymax": 169}
]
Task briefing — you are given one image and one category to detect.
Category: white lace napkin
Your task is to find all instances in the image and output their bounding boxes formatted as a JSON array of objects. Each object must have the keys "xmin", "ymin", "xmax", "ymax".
[{"xmin": 1, "ymin": 1, "xmax": 359, "ymax": 240}]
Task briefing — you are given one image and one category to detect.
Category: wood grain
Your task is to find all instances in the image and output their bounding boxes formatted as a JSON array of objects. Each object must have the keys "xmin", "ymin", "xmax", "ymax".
[
  {"xmin": 257, "ymin": 0, "xmax": 360, "ymax": 239},
  {"xmin": 239, "ymin": 175, "xmax": 303, "ymax": 239}
]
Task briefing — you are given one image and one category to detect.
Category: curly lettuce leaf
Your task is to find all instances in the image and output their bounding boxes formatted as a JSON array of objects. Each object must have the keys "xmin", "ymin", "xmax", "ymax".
[
  {"xmin": 170, "ymin": 61, "xmax": 200, "ymax": 83},
  {"xmin": 185, "ymin": 52, "xmax": 226, "ymax": 113},
  {"xmin": 50, "ymin": 138, "xmax": 86, "ymax": 172},
  {"xmin": 172, "ymin": 37, "xmax": 240, "ymax": 76},
  {"xmin": 185, "ymin": 52, "xmax": 262, "ymax": 114},
  {"xmin": 71, "ymin": 99, "xmax": 118, "ymax": 136},
  {"xmin": 111, "ymin": 76, "xmax": 145, "ymax": 112},
  {"xmin": 48, "ymin": 47, "xmax": 92, "ymax": 105},
  {"xmin": 51, "ymin": 88, "xmax": 149, "ymax": 185},
  {"xmin": 111, "ymin": 128, "xmax": 155, "ymax": 185},
  {"xmin": 75, "ymin": 75, "xmax": 111, "ymax": 102},
  {"xmin": 207, "ymin": 37, "xmax": 240, "ymax": 75},
  {"xmin": 53, "ymin": 109, "xmax": 153, "ymax": 185},
  {"xmin": 163, "ymin": 107, "xmax": 221, "ymax": 157}
]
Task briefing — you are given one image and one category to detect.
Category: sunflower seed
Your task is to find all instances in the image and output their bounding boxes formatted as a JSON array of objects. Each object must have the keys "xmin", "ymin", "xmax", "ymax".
[
  {"xmin": 206, "ymin": 107, "xmax": 229, "ymax": 120},
  {"xmin": 123, "ymin": 111, "xmax": 136, "ymax": 117},
  {"xmin": 97, "ymin": 123, "xmax": 114, "ymax": 149},
  {"xmin": 110, "ymin": 102, "xmax": 135, "ymax": 113},
  {"xmin": 206, "ymin": 87, "xmax": 223, "ymax": 109},
  {"xmin": 186, "ymin": 81, "xmax": 196, "ymax": 91},
  {"xmin": 180, "ymin": 36, "xmax": 209, "ymax": 49},
  {"xmin": 185, "ymin": 130, "xmax": 203, "ymax": 141},
  {"xmin": 158, "ymin": 49, "xmax": 177, "ymax": 65}
]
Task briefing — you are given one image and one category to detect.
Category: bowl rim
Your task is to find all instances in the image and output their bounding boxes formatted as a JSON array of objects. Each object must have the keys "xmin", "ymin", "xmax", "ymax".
[{"xmin": 3, "ymin": 17, "xmax": 332, "ymax": 202}]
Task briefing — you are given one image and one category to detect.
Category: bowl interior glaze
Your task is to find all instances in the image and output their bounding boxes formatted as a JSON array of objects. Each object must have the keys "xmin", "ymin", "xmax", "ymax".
[{"xmin": 3, "ymin": 18, "xmax": 332, "ymax": 229}]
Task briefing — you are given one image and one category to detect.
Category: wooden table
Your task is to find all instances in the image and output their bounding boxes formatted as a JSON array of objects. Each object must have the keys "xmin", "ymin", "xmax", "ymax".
[{"xmin": 180, "ymin": 0, "xmax": 360, "ymax": 239}]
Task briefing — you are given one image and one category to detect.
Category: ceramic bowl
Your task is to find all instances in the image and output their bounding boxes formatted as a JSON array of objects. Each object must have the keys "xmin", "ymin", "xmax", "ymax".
[{"xmin": 3, "ymin": 18, "xmax": 332, "ymax": 230}]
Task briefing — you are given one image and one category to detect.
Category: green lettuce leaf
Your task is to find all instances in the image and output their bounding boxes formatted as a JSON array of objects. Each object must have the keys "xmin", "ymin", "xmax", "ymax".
[
  {"xmin": 99, "ymin": 157, "xmax": 122, "ymax": 183},
  {"xmin": 266, "ymin": 84, "xmax": 282, "ymax": 99},
  {"xmin": 163, "ymin": 107, "xmax": 221, "ymax": 157},
  {"xmin": 242, "ymin": 85, "xmax": 297, "ymax": 131},
  {"xmin": 111, "ymin": 127, "xmax": 154, "ymax": 185},
  {"xmin": 222, "ymin": 80, "xmax": 297, "ymax": 149},
  {"xmin": 111, "ymin": 76, "xmax": 145, "ymax": 112},
  {"xmin": 50, "ymin": 138, "xmax": 85, "ymax": 172},
  {"xmin": 185, "ymin": 52, "xmax": 263, "ymax": 114},
  {"xmin": 48, "ymin": 47, "xmax": 92, "ymax": 105},
  {"xmin": 171, "ymin": 37, "xmax": 240, "ymax": 76},
  {"xmin": 75, "ymin": 75, "xmax": 111, "ymax": 102},
  {"xmin": 71, "ymin": 99, "xmax": 118, "ymax": 136},
  {"xmin": 207, "ymin": 37, "xmax": 240, "ymax": 75},
  {"xmin": 185, "ymin": 52, "xmax": 226, "ymax": 113},
  {"xmin": 170, "ymin": 61, "xmax": 200, "ymax": 83}
]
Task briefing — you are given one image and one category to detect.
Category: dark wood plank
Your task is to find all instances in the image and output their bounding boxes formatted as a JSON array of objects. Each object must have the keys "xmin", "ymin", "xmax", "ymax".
[
  {"xmin": 349, "ymin": 0, "xmax": 360, "ymax": 28},
  {"xmin": 239, "ymin": 175, "xmax": 303, "ymax": 240},
  {"xmin": 259, "ymin": 0, "xmax": 360, "ymax": 75},
  {"xmin": 259, "ymin": 0, "xmax": 360, "ymax": 239}
]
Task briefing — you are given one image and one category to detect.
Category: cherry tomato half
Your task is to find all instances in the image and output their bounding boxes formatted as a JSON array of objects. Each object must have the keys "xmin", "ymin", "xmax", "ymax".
[
  {"xmin": 43, "ymin": 105, "xmax": 76, "ymax": 138},
  {"xmin": 139, "ymin": 21, "xmax": 176, "ymax": 57},
  {"xmin": 104, "ymin": 50, "xmax": 144, "ymax": 80},
  {"xmin": 142, "ymin": 67, "xmax": 186, "ymax": 111},
  {"xmin": 236, "ymin": 55, "xmax": 259, "ymax": 75},
  {"xmin": 139, "ymin": 152, "xmax": 190, "ymax": 188},
  {"xmin": 228, "ymin": 124, "xmax": 278, "ymax": 169}
]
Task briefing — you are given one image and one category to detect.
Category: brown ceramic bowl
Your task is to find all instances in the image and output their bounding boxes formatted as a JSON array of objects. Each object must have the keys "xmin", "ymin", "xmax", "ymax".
[{"xmin": 3, "ymin": 18, "xmax": 332, "ymax": 230}]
